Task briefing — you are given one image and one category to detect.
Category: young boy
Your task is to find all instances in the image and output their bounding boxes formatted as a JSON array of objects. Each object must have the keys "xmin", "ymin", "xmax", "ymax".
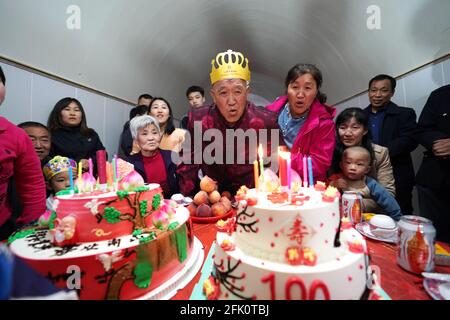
[
  {"xmin": 339, "ymin": 146, "xmax": 402, "ymax": 221},
  {"xmin": 43, "ymin": 156, "xmax": 77, "ymax": 211}
]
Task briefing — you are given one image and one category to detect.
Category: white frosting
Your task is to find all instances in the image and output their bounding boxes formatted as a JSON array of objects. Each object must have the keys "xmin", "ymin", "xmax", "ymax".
[
  {"xmin": 235, "ymin": 188, "xmax": 340, "ymax": 263},
  {"xmin": 10, "ymin": 206, "xmax": 189, "ymax": 261},
  {"xmin": 215, "ymin": 228, "xmax": 368, "ymax": 300}
]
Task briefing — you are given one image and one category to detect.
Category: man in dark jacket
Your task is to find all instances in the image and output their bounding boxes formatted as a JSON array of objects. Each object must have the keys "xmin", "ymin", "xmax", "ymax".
[
  {"xmin": 364, "ymin": 74, "xmax": 418, "ymax": 214},
  {"xmin": 416, "ymin": 85, "xmax": 450, "ymax": 242}
]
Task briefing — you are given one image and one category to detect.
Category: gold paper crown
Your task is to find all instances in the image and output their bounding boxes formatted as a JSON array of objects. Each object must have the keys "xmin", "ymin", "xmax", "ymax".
[{"xmin": 210, "ymin": 49, "xmax": 251, "ymax": 85}]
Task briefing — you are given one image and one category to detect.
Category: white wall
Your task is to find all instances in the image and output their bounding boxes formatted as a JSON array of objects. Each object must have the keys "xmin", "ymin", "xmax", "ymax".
[
  {"xmin": 0, "ymin": 61, "xmax": 133, "ymax": 158},
  {"xmin": 334, "ymin": 56, "xmax": 450, "ymax": 214}
]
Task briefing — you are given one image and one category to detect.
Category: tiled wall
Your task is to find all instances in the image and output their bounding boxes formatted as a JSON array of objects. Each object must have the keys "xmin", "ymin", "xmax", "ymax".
[
  {"xmin": 334, "ymin": 57, "xmax": 450, "ymax": 214},
  {"xmin": 0, "ymin": 61, "xmax": 134, "ymax": 158}
]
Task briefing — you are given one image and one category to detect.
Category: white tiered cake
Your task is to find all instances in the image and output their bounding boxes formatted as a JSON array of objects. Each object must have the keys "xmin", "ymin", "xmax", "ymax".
[{"xmin": 204, "ymin": 185, "xmax": 369, "ymax": 300}]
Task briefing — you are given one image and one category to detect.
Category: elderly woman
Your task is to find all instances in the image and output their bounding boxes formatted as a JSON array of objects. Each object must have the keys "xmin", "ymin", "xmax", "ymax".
[
  {"xmin": 125, "ymin": 115, "xmax": 179, "ymax": 198},
  {"xmin": 267, "ymin": 63, "xmax": 336, "ymax": 182},
  {"xmin": 329, "ymin": 107, "xmax": 396, "ymax": 212}
]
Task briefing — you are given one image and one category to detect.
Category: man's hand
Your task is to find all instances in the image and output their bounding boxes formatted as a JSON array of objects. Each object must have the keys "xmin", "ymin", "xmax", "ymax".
[{"xmin": 432, "ymin": 138, "xmax": 450, "ymax": 158}]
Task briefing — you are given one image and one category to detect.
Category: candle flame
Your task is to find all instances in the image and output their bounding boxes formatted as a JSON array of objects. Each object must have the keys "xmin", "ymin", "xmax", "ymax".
[
  {"xmin": 258, "ymin": 144, "xmax": 263, "ymax": 158},
  {"xmin": 279, "ymin": 150, "xmax": 291, "ymax": 160}
]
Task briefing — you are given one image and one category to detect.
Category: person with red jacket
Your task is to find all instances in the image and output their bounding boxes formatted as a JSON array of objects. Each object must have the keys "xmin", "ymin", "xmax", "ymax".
[
  {"xmin": 0, "ymin": 66, "xmax": 46, "ymax": 240},
  {"xmin": 266, "ymin": 63, "xmax": 336, "ymax": 182}
]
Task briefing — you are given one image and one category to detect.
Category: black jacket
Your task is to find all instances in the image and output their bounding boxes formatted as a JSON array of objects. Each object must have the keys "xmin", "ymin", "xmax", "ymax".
[
  {"xmin": 415, "ymin": 85, "xmax": 450, "ymax": 188},
  {"xmin": 51, "ymin": 126, "xmax": 106, "ymax": 170},
  {"xmin": 125, "ymin": 149, "xmax": 179, "ymax": 198},
  {"xmin": 364, "ymin": 102, "xmax": 418, "ymax": 187}
]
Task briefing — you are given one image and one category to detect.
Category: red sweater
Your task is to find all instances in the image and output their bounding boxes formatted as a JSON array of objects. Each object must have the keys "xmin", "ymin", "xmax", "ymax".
[
  {"xmin": 0, "ymin": 117, "xmax": 46, "ymax": 227},
  {"xmin": 142, "ymin": 151, "xmax": 169, "ymax": 195}
]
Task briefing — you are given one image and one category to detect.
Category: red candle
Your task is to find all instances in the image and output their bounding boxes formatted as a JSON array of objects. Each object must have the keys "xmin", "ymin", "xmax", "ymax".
[{"xmin": 96, "ymin": 150, "xmax": 107, "ymax": 184}]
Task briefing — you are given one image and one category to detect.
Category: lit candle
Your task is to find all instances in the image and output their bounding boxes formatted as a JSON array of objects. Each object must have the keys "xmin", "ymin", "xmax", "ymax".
[
  {"xmin": 253, "ymin": 160, "xmax": 259, "ymax": 190},
  {"xmin": 303, "ymin": 156, "xmax": 308, "ymax": 188},
  {"xmin": 307, "ymin": 156, "xmax": 314, "ymax": 187},
  {"xmin": 258, "ymin": 144, "xmax": 264, "ymax": 183}
]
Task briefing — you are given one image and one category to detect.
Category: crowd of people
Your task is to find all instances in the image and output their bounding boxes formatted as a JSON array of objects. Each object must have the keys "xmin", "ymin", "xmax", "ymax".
[{"xmin": 0, "ymin": 49, "xmax": 449, "ymax": 243}]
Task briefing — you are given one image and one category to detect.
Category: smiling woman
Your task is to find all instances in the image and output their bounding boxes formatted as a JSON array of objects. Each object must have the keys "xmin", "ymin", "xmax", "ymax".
[{"xmin": 149, "ymin": 97, "xmax": 186, "ymax": 153}]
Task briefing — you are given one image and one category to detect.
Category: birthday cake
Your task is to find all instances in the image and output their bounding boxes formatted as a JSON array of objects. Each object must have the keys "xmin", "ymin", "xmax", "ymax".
[
  {"xmin": 204, "ymin": 183, "xmax": 369, "ymax": 300},
  {"xmin": 9, "ymin": 160, "xmax": 200, "ymax": 300}
]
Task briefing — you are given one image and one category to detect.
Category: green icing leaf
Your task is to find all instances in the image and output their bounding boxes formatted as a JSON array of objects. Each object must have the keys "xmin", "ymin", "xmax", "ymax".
[
  {"xmin": 139, "ymin": 200, "xmax": 148, "ymax": 217},
  {"xmin": 171, "ymin": 224, "xmax": 187, "ymax": 263},
  {"xmin": 167, "ymin": 221, "xmax": 179, "ymax": 231},
  {"xmin": 8, "ymin": 229, "xmax": 36, "ymax": 244},
  {"xmin": 132, "ymin": 229, "xmax": 143, "ymax": 236},
  {"xmin": 139, "ymin": 232, "xmax": 156, "ymax": 244},
  {"xmin": 116, "ymin": 190, "xmax": 129, "ymax": 200},
  {"xmin": 56, "ymin": 189, "xmax": 74, "ymax": 196},
  {"xmin": 103, "ymin": 207, "xmax": 122, "ymax": 224},
  {"xmin": 48, "ymin": 211, "xmax": 57, "ymax": 229},
  {"xmin": 152, "ymin": 194, "xmax": 161, "ymax": 211},
  {"xmin": 133, "ymin": 261, "xmax": 153, "ymax": 289},
  {"xmin": 134, "ymin": 186, "xmax": 150, "ymax": 193}
]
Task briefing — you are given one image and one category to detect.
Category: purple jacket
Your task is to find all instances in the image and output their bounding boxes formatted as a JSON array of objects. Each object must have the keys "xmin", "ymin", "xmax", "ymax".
[{"xmin": 266, "ymin": 96, "xmax": 336, "ymax": 182}]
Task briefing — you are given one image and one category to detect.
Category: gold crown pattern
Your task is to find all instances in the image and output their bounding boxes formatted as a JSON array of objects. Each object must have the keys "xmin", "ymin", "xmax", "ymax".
[
  {"xmin": 210, "ymin": 49, "xmax": 251, "ymax": 84},
  {"xmin": 43, "ymin": 156, "xmax": 77, "ymax": 180}
]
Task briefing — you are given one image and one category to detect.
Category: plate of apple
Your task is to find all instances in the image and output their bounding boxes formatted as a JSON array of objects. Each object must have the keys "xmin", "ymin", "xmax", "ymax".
[{"xmin": 186, "ymin": 176, "xmax": 235, "ymax": 223}]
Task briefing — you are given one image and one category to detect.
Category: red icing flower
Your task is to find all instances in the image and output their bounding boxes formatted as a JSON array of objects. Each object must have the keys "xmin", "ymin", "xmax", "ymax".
[
  {"xmin": 246, "ymin": 196, "xmax": 258, "ymax": 206},
  {"xmin": 340, "ymin": 217, "xmax": 353, "ymax": 230},
  {"xmin": 267, "ymin": 192, "xmax": 288, "ymax": 204},
  {"xmin": 285, "ymin": 247, "xmax": 317, "ymax": 266},
  {"xmin": 299, "ymin": 247, "xmax": 317, "ymax": 266},
  {"xmin": 322, "ymin": 186, "xmax": 340, "ymax": 202},
  {"xmin": 220, "ymin": 239, "xmax": 236, "ymax": 251},
  {"xmin": 285, "ymin": 246, "xmax": 302, "ymax": 265},
  {"xmin": 215, "ymin": 217, "xmax": 236, "ymax": 235},
  {"xmin": 290, "ymin": 193, "xmax": 310, "ymax": 206},
  {"xmin": 314, "ymin": 181, "xmax": 327, "ymax": 192},
  {"xmin": 347, "ymin": 240, "xmax": 365, "ymax": 254},
  {"xmin": 203, "ymin": 276, "xmax": 220, "ymax": 300}
]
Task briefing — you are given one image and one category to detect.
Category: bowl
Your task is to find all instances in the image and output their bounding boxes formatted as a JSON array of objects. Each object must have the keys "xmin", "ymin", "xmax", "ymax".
[{"xmin": 369, "ymin": 215, "xmax": 397, "ymax": 238}]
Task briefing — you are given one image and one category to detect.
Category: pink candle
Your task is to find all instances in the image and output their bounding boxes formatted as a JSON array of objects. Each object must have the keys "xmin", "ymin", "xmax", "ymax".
[
  {"xmin": 88, "ymin": 158, "xmax": 93, "ymax": 176},
  {"xmin": 303, "ymin": 155, "xmax": 308, "ymax": 188},
  {"xmin": 287, "ymin": 155, "xmax": 292, "ymax": 191}
]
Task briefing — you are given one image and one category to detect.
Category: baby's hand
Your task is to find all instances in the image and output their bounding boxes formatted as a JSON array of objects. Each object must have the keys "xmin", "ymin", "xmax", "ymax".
[{"xmin": 330, "ymin": 178, "xmax": 348, "ymax": 191}]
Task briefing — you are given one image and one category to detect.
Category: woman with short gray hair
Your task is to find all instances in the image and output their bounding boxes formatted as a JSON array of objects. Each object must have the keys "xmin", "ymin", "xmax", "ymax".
[{"xmin": 124, "ymin": 115, "xmax": 179, "ymax": 198}]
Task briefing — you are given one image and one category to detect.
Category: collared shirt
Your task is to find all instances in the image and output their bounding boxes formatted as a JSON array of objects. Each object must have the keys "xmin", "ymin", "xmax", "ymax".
[
  {"xmin": 278, "ymin": 103, "xmax": 308, "ymax": 149},
  {"xmin": 368, "ymin": 106, "xmax": 388, "ymax": 144}
]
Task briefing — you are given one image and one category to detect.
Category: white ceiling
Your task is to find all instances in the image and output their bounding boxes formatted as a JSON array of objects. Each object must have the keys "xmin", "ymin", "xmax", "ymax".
[{"xmin": 1, "ymin": 0, "xmax": 449, "ymax": 118}]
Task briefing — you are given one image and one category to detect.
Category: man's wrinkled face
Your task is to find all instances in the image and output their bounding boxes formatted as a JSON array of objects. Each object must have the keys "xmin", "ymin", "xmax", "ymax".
[{"xmin": 210, "ymin": 78, "xmax": 249, "ymax": 125}]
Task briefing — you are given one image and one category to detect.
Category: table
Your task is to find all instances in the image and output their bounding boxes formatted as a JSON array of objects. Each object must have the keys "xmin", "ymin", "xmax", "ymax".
[{"xmin": 172, "ymin": 221, "xmax": 450, "ymax": 300}]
